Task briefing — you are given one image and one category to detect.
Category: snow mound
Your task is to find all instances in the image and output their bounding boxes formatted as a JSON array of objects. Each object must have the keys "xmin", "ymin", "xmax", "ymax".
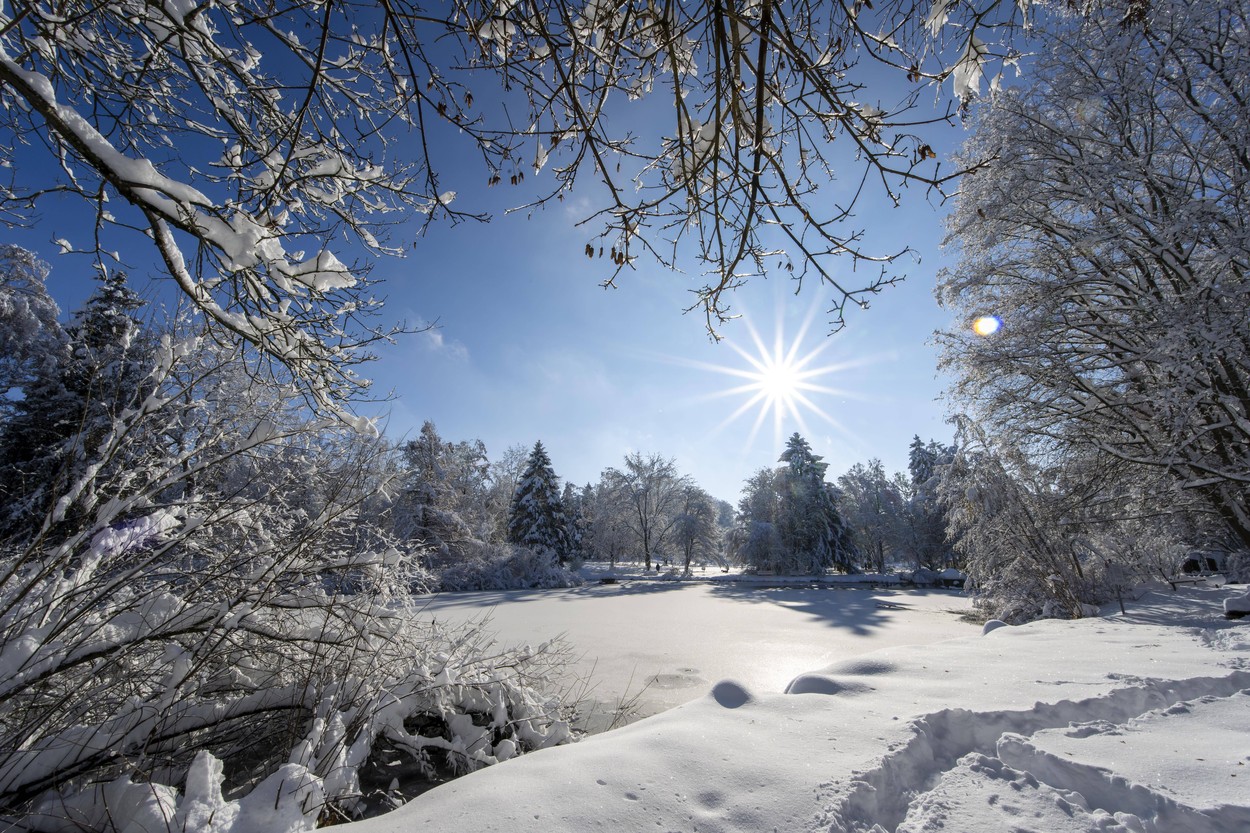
[
  {"xmin": 982, "ymin": 618, "xmax": 1009, "ymax": 634},
  {"xmin": 1223, "ymin": 589, "xmax": 1250, "ymax": 618},
  {"xmin": 784, "ymin": 674, "xmax": 875, "ymax": 696},
  {"xmin": 820, "ymin": 657, "xmax": 898, "ymax": 676}
]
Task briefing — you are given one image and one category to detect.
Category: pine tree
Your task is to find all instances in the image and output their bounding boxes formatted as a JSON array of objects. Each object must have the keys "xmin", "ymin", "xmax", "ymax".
[
  {"xmin": 775, "ymin": 433, "xmax": 857, "ymax": 574},
  {"xmin": 908, "ymin": 435, "xmax": 936, "ymax": 490},
  {"xmin": 0, "ymin": 269, "xmax": 152, "ymax": 538},
  {"xmin": 507, "ymin": 441, "xmax": 570, "ymax": 564}
]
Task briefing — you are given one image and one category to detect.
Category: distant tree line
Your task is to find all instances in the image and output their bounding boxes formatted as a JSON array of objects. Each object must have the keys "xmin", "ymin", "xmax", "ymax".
[
  {"xmin": 386, "ymin": 423, "xmax": 964, "ymax": 581},
  {"xmin": 0, "ymin": 254, "xmax": 964, "ymax": 590}
]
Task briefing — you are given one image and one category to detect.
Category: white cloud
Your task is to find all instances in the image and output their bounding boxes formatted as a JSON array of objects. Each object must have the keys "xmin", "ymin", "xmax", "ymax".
[{"xmin": 415, "ymin": 323, "xmax": 469, "ymax": 361}]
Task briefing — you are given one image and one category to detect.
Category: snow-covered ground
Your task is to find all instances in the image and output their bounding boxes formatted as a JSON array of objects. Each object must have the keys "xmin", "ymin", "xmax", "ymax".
[
  {"xmin": 408, "ymin": 580, "xmax": 978, "ymax": 724},
  {"xmin": 356, "ymin": 585, "xmax": 1250, "ymax": 833}
]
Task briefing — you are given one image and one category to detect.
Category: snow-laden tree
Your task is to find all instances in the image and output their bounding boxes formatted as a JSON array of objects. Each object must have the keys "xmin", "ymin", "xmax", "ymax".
[
  {"xmin": 583, "ymin": 478, "xmax": 634, "ymax": 571},
  {"xmin": 729, "ymin": 466, "xmax": 784, "ymax": 571},
  {"xmin": 940, "ymin": 418, "xmax": 1182, "ymax": 622},
  {"xmin": 901, "ymin": 435, "xmax": 957, "ymax": 569},
  {"xmin": 837, "ymin": 458, "xmax": 904, "ymax": 573},
  {"xmin": 733, "ymin": 435, "xmax": 855, "ymax": 574},
  {"xmin": 776, "ymin": 432, "xmax": 857, "ymax": 574},
  {"xmin": 0, "ymin": 267, "xmax": 154, "ymax": 539},
  {"xmin": 485, "ymin": 442, "xmax": 532, "ymax": 542},
  {"xmin": 0, "ymin": 245, "xmax": 66, "ymax": 413},
  {"xmin": 393, "ymin": 421, "xmax": 493, "ymax": 564},
  {"xmin": 561, "ymin": 481, "xmax": 588, "ymax": 563},
  {"xmin": 507, "ymin": 441, "xmax": 571, "ymax": 564},
  {"xmin": 938, "ymin": 0, "xmax": 1250, "ymax": 551},
  {"xmin": 601, "ymin": 452, "xmax": 690, "ymax": 570},
  {"xmin": 672, "ymin": 484, "xmax": 720, "ymax": 575},
  {"xmin": 0, "ymin": 0, "xmax": 1067, "ymax": 410}
]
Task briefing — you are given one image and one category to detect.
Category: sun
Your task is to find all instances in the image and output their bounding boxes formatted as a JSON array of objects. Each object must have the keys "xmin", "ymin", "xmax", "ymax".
[
  {"xmin": 681, "ymin": 306, "xmax": 870, "ymax": 451},
  {"xmin": 755, "ymin": 352, "xmax": 802, "ymax": 401},
  {"xmin": 726, "ymin": 331, "xmax": 822, "ymax": 418}
]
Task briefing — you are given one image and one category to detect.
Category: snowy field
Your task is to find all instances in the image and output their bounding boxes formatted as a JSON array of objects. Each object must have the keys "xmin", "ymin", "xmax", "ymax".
[
  {"xmin": 355, "ymin": 585, "xmax": 1250, "ymax": 833},
  {"xmin": 407, "ymin": 580, "xmax": 979, "ymax": 724}
]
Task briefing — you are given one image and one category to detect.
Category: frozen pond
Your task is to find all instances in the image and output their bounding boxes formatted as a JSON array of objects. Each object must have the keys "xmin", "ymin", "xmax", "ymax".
[{"xmin": 409, "ymin": 581, "xmax": 978, "ymax": 727}]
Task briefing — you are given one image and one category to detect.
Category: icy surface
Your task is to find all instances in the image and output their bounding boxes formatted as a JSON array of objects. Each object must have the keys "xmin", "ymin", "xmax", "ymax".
[
  {"xmin": 354, "ymin": 586, "xmax": 1250, "ymax": 833},
  {"xmin": 409, "ymin": 582, "xmax": 977, "ymax": 718}
]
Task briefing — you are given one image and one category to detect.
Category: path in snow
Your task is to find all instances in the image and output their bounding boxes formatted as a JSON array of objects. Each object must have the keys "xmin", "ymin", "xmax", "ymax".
[
  {"xmin": 408, "ymin": 581, "xmax": 978, "ymax": 727},
  {"xmin": 358, "ymin": 586, "xmax": 1250, "ymax": 833}
]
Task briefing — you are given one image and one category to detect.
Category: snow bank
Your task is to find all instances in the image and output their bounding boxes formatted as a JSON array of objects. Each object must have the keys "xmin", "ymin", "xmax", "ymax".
[
  {"xmin": 1224, "ymin": 588, "xmax": 1250, "ymax": 618},
  {"xmin": 353, "ymin": 587, "xmax": 1250, "ymax": 833}
]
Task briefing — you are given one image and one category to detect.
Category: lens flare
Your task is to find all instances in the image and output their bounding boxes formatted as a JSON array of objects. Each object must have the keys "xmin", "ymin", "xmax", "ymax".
[{"xmin": 972, "ymin": 315, "xmax": 1002, "ymax": 336}]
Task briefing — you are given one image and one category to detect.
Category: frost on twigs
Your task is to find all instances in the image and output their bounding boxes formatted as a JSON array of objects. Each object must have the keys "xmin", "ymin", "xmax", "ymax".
[
  {"xmin": 458, "ymin": 0, "xmax": 1039, "ymax": 334},
  {"xmin": 2, "ymin": 0, "xmax": 1042, "ymax": 357},
  {"xmin": 0, "ymin": 1, "xmax": 437, "ymax": 418}
]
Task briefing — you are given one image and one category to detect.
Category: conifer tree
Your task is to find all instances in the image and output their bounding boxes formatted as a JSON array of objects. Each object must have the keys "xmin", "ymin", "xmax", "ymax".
[
  {"xmin": 0, "ymin": 268, "xmax": 152, "ymax": 538},
  {"xmin": 507, "ymin": 441, "xmax": 570, "ymax": 564},
  {"xmin": 776, "ymin": 433, "xmax": 857, "ymax": 574}
]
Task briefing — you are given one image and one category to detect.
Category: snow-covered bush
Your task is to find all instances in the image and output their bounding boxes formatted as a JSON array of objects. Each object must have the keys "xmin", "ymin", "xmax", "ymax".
[
  {"xmin": 18, "ymin": 617, "xmax": 574, "ymax": 830},
  {"xmin": 437, "ymin": 542, "xmax": 583, "ymax": 592},
  {"xmin": 1224, "ymin": 553, "xmax": 1250, "ymax": 585},
  {"xmin": 0, "ymin": 328, "xmax": 574, "ymax": 827},
  {"xmin": 943, "ymin": 421, "xmax": 1193, "ymax": 623}
]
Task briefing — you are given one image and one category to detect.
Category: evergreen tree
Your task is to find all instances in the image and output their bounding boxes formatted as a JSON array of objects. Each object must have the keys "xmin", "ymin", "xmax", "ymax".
[
  {"xmin": 394, "ymin": 421, "xmax": 491, "ymax": 563},
  {"xmin": 775, "ymin": 433, "xmax": 857, "ymax": 574},
  {"xmin": 507, "ymin": 441, "xmax": 570, "ymax": 564},
  {"xmin": 908, "ymin": 435, "xmax": 937, "ymax": 490},
  {"xmin": 0, "ymin": 269, "xmax": 152, "ymax": 539}
]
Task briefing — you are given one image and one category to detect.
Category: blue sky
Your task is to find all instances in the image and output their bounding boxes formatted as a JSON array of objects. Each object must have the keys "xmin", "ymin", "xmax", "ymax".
[
  {"xmin": 4, "ymin": 67, "xmax": 971, "ymax": 508},
  {"xmin": 363, "ymin": 175, "xmax": 960, "ymax": 500},
  {"xmin": 10, "ymin": 183, "xmax": 958, "ymax": 504}
]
